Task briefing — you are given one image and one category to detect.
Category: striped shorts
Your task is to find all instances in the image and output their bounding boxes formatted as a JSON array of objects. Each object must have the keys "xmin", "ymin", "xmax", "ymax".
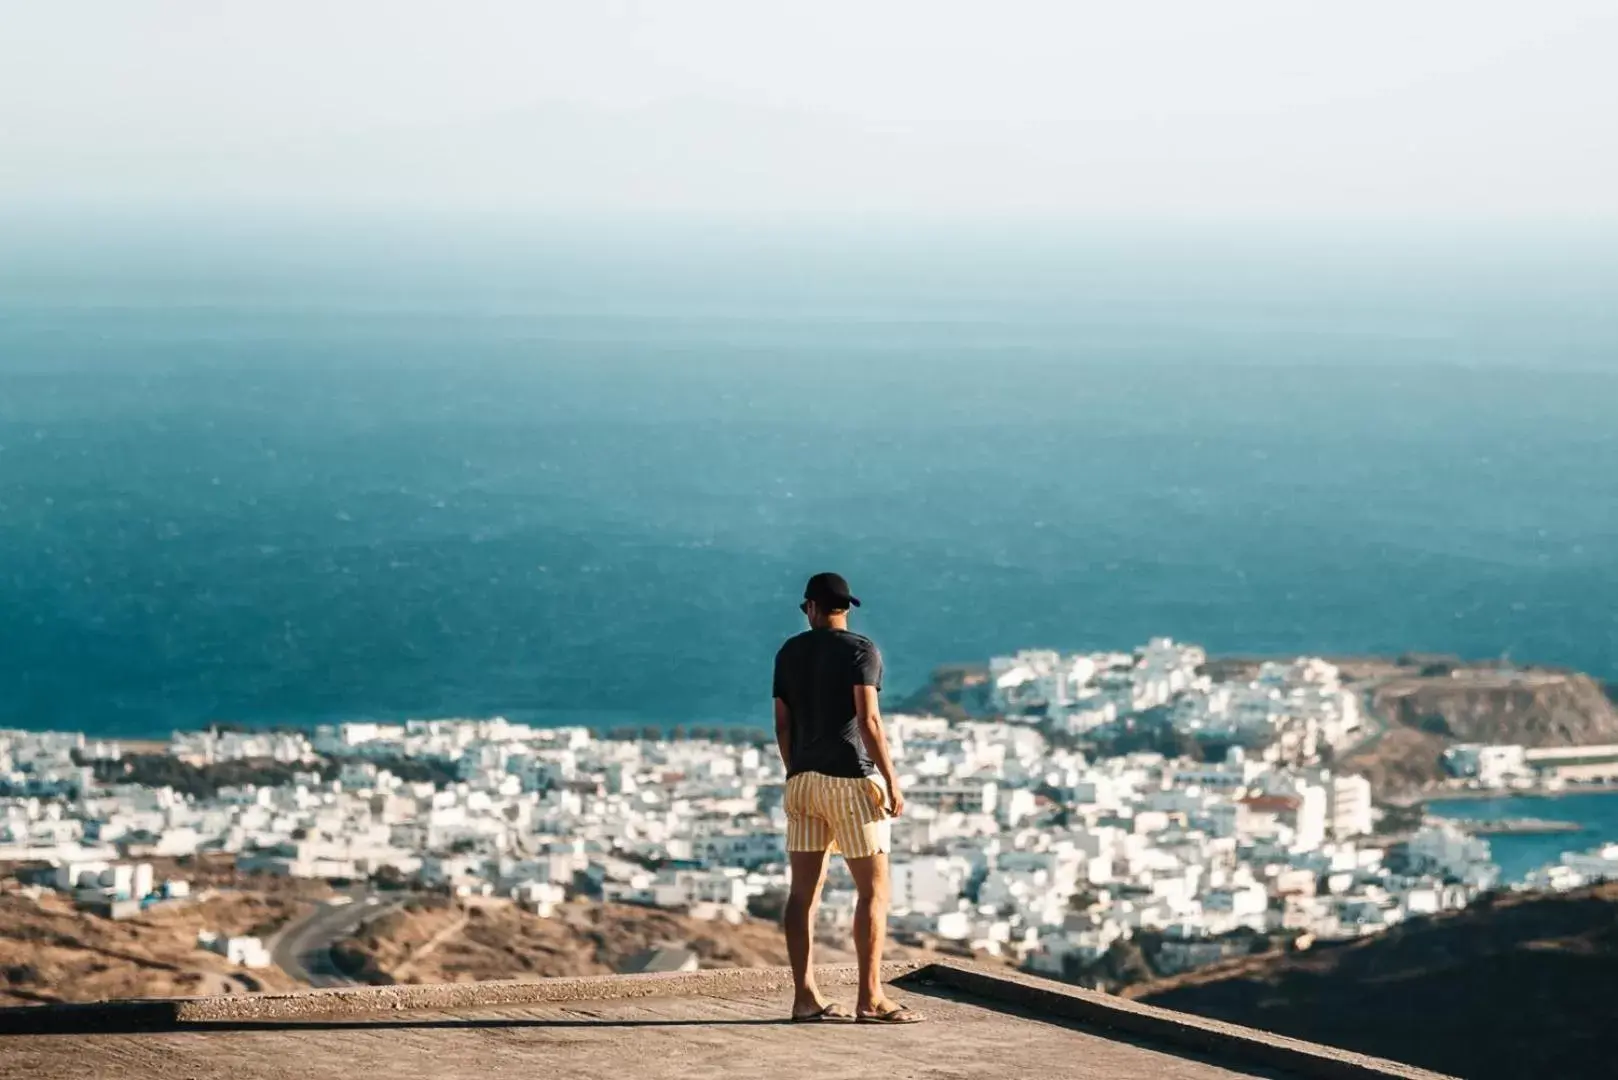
[{"xmin": 784, "ymin": 770, "xmax": 892, "ymax": 859}]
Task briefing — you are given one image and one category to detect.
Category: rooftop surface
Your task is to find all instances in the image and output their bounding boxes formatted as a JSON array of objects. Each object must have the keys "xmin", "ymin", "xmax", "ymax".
[
  {"xmin": 0, "ymin": 962, "xmax": 1453, "ymax": 1080},
  {"xmin": 6, "ymin": 985, "xmax": 1270, "ymax": 1080}
]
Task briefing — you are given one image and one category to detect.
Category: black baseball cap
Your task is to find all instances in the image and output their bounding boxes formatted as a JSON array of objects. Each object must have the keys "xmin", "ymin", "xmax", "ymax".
[{"xmin": 802, "ymin": 571, "xmax": 861, "ymax": 609}]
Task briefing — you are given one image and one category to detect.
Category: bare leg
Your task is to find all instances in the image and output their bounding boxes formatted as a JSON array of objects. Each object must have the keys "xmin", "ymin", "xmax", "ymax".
[
  {"xmin": 785, "ymin": 849, "xmax": 830, "ymax": 1016},
  {"xmin": 844, "ymin": 852, "xmax": 899, "ymax": 1015}
]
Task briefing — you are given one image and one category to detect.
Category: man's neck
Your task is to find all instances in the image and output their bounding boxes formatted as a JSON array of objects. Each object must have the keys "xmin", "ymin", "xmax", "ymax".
[{"xmin": 813, "ymin": 616, "xmax": 850, "ymax": 632}]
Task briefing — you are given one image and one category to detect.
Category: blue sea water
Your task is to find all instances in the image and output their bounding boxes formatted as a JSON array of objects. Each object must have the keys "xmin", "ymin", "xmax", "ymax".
[
  {"xmin": 1426, "ymin": 793, "xmax": 1618, "ymax": 882},
  {"xmin": 1, "ymin": 216, "xmax": 1616, "ymax": 739}
]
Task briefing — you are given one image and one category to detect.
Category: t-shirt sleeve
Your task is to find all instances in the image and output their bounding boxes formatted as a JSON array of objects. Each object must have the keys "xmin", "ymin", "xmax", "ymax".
[
  {"xmin": 772, "ymin": 647, "xmax": 788, "ymax": 700},
  {"xmin": 854, "ymin": 641, "xmax": 883, "ymax": 691}
]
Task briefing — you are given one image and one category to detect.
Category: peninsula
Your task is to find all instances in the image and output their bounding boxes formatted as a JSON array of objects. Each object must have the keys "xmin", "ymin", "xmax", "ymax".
[{"xmin": 897, "ymin": 649, "xmax": 1618, "ymax": 802}]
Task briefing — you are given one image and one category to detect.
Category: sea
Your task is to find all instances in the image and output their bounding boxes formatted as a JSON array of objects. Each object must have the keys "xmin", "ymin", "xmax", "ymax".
[{"xmin": 2, "ymin": 215, "xmax": 1616, "ymax": 756}]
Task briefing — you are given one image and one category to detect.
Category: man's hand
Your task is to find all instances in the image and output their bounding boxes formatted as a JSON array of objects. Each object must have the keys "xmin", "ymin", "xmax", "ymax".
[
  {"xmin": 853, "ymin": 684, "xmax": 904, "ymax": 818},
  {"xmin": 773, "ymin": 697, "xmax": 792, "ymax": 771}
]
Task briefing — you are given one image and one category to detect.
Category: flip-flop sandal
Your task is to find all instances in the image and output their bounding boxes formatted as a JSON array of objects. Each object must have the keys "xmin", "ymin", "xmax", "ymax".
[
  {"xmin": 856, "ymin": 1005, "xmax": 925, "ymax": 1024},
  {"xmin": 791, "ymin": 1003, "xmax": 855, "ymax": 1023}
]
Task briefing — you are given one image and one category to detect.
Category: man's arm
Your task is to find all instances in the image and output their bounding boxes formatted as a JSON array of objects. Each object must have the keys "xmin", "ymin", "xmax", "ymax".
[
  {"xmin": 853, "ymin": 685, "xmax": 904, "ymax": 817},
  {"xmin": 771, "ymin": 647, "xmax": 792, "ymax": 771},
  {"xmin": 773, "ymin": 697, "xmax": 792, "ymax": 771}
]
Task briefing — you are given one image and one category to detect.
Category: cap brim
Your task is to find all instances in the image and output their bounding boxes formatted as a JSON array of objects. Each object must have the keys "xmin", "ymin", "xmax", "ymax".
[{"xmin": 804, "ymin": 594, "xmax": 861, "ymax": 608}]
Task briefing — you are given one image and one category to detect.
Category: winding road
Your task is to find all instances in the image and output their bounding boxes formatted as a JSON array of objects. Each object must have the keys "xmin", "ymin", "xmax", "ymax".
[
  {"xmin": 1339, "ymin": 685, "xmax": 1391, "ymax": 759},
  {"xmin": 270, "ymin": 888, "xmax": 403, "ymax": 987}
]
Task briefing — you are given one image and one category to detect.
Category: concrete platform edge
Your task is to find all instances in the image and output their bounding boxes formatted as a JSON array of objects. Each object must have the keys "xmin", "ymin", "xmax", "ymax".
[
  {"xmin": 0, "ymin": 960, "xmax": 926, "ymax": 1032},
  {"xmin": 899, "ymin": 961, "xmax": 1458, "ymax": 1080}
]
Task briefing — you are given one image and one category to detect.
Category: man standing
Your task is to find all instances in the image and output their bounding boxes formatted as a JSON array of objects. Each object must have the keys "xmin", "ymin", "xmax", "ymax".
[{"xmin": 773, "ymin": 572, "xmax": 923, "ymax": 1024}]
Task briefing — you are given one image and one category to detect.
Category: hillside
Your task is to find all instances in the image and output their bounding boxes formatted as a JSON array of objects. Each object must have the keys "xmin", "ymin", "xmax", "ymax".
[
  {"xmin": 0, "ymin": 885, "xmax": 313, "ymax": 1005},
  {"xmin": 1344, "ymin": 668, "xmax": 1618, "ymax": 798},
  {"xmin": 1134, "ymin": 883, "xmax": 1618, "ymax": 1080},
  {"xmin": 1370, "ymin": 669, "xmax": 1618, "ymax": 746},
  {"xmin": 331, "ymin": 897, "xmax": 927, "ymax": 984},
  {"xmin": 1337, "ymin": 726, "xmax": 1453, "ymax": 798}
]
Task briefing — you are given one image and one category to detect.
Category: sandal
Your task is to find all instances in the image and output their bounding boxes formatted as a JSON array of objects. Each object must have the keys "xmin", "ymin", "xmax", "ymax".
[
  {"xmin": 791, "ymin": 1002, "xmax": 855, "ymax": 1022},
  {"xmin": 856, "ymin": 1004, "xmax": 925, "ymax": 1024}
]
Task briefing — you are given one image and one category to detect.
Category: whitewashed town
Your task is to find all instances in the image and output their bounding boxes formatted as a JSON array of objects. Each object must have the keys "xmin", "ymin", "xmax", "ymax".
[{"xmin": 4, "ymin": 639, "xmax": 1614, "ymax": 984}]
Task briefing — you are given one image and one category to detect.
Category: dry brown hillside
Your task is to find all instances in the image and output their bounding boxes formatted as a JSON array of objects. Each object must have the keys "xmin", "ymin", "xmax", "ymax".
[
  {"xmin": 1371, "ymin": 669, "xmax": 1618, "ymax": 746},
  {"xmin": 1134, "ymin": 883, "xmax": 1618, "ymax": 1080},
  {"xmin": 0, "ymin": 887, "xmax": 313, "ymax": 1005},
  {"xmin": 1343, "ymin": 669, "xmax": 1618, "ymax": 797},
  {"xmin": 332, "ymin": 897, "xmax": 927, "ymax": 984},
  {"xmin": 1337, "ymin": 725, "xmax": 1451, "ymax": 798}
]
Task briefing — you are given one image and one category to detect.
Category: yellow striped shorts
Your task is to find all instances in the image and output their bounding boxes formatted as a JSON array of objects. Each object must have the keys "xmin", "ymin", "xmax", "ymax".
[{"xmin": 784, "ymin": 771, "xmax": 892, "ymax": 859}]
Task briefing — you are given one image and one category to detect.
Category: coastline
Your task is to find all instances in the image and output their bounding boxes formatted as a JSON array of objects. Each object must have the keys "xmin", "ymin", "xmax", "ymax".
[
  {"xmin": 119, "ymin": 739, "xmax": 171, "ymax": 755},
  {"xmin": 11, "ymin": 647, "xmax": 1614, "ymax": 745},
  {"xmin": 1419, "ymin": 788, "xmax": 1618, "ymax": 883},
  {"xmin": 1407, "ymin": 783, "xmax": 1618, "ymax": 808},
  {"xmin": 1443, "ymin": 817, "xmax": 1584, "ymax": 836}
]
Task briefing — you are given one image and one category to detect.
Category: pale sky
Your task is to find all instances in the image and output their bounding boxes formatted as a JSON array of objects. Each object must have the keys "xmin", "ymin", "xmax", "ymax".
[{"xmin": 3, "ymin": 1, "xmax": 1617, "ymax": 220}]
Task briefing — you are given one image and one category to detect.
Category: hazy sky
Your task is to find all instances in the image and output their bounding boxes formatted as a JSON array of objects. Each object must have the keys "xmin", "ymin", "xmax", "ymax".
[{"xmin": 3, "ymin": 1, "xmax": 1617, "ymax": 220}]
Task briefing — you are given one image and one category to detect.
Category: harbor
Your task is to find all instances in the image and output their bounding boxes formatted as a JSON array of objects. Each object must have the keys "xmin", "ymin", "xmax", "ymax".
[
  {"xmin": 1425, "ymin": 791, "xmax": 1618, "ymax": 882},
  {"xmin": 1445, "ymin": 817, "xmax": 1583, "ymax": 836}
]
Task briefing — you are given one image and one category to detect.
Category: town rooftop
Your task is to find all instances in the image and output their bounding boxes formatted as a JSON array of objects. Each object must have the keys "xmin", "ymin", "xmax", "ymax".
[{"xmin": 0, "ymin": 961, "xmax": 1453, "ymax": 1080}]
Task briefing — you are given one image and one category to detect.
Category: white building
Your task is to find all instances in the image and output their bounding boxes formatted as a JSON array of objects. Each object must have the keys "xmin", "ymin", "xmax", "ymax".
[
  {"xmin": 1443, "ymin": 744, "xmax": 1530, "ymax": 788},
  {"xmin": 1326, "ymin": 774, "xmax": 1373, "ymax": 840},
  {"xmin": 198, "ymin": 931, "xmax": 272, "ymax": 968},
  {"xmin": 1407, "ymin": 823, "xmax": 1498, "ymax": 889}
]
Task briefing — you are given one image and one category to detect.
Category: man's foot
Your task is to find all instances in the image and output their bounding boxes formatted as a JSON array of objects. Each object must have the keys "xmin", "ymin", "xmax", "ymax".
[
  {"xmin": 790, "ymin": 1001, "xmax": 855, "ymax": 1022},
  {"xmin": 791, "ymin": 987, "xmax": 849, "ymax": 1022},
  {"xmin": 855, "ymin": 998, "xmax": 925, "ymax": 1024}
]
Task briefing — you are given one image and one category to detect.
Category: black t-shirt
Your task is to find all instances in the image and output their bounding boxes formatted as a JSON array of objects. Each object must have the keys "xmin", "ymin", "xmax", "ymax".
[{"xmin": 773, "ymin": 628, "xmax": 884, "ymax": 779}]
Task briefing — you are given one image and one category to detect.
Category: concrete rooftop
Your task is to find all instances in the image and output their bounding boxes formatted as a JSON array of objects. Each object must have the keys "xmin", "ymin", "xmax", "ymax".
[{"xmin": 0, "ymin": 962, "xmax": 1453, "ymax": 1080}]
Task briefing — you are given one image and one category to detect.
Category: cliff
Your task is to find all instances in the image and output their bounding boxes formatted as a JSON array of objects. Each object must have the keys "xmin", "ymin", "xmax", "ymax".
[
  {"xmin": 1339, "ymin": 668, "xmax": 1618, "ymax": 797},
  {"xmin": 1132, "ymin": 883, "xmax": 1618, "ymax": 1080},
  {"xmin": 1370, "ymin": 669, "xmax": 1618, "ymax": 746}
]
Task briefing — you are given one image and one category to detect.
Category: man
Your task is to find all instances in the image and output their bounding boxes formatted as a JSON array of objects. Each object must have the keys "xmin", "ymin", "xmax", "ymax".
[{"xmin": 772, "ymin": 572, "xmax": 923, "ymax": 1024}]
